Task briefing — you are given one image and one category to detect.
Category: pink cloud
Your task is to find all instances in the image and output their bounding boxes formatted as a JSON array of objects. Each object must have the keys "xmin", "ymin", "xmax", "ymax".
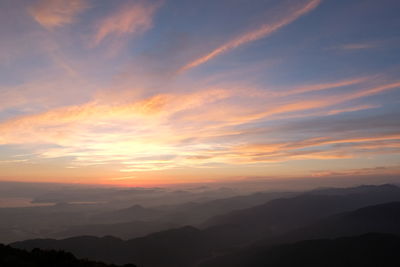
[
  {"xmin": 93, "ymin": 0, "xmax": 162, "ymax": 46},
  {"xmin": 28, "ymin": 0, "xmax": 88, "ymax": 29}
]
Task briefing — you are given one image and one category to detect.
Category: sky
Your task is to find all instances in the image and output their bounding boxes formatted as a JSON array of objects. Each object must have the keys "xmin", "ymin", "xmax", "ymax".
[{"xmin": 0, "ymin": 0, "xmax": 399, "ymax": 186}]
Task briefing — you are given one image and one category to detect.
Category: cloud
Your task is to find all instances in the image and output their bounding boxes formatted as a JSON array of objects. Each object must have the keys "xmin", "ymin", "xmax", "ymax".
[
  {"xmin": 234, "ymin": 80, "xmax": 400, "ymax": 123},
  {"xmin": 271, "ymin": 110, "xmax": 400, "ymax": 140},
  {"xmin": 0, "ymin": 71, "xmax": 98, "ymax": 115},
  {"xmin": 337, "ymin": 42, "xmax": 377, "ymax": 50},
  {"xmin": 186, "ymin": 134, "xmax": 400, "ymax": 165},
  {"xmin": 0, "ymin": 88, "xmax": 233, "ymax": 144},
  {"xmin": 0, "ymin": 75, "xmax": 398, "ymax": 172},
  {"xmin": 178, "ymin": 0, "xmax": 321, "ymax": 73},
  {"xmin": 276, "ymin": 77, "xmax": 370, "ymax": 97},
  {"xmin": 311, "ymin": 165, "xmax": 400, "ymax": 178},
  {"xmin": 28, "ymin": 0, "xmax": 88, "ymax": 29},
  {"xmin": 326, "ymin": 104, "xmax": 379, "ymax": 115},
  {"xmin": 93, "ymin": 0, "xmax": 162, "ymax": 46},
  {"xmin": 2, "ymin": 0, "xmax": 400, "ymax": 183}
]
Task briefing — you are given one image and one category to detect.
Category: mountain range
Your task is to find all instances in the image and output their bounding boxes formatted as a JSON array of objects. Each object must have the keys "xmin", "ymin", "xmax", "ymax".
[{"xmin": 11, "ymin": 184, "xmax": 400, "ymax": 267}]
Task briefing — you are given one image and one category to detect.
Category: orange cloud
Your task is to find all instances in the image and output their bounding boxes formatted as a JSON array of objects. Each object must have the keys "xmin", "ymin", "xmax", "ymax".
[
  {"xmin": 277, "ymin": 77, "xmax": 370, "ymax": 97},
  {"xmin": 235, "ymin": 80, "xmax": 400, "ymax": 123},
  {"xmin": 205, "ymin": 134, "xmax": 400, "ymax": 164},
  {"xmin": 344, "ymin": 81, "xmax": 400, "ymax": 100},
  {"xmin": 0, "ymin": 75, "xmax": 398, "ymax": 173},
  {"xmin": 178, "ymin": 0, "xmax": 321, "ymax": 73},
  {"xmin": 0, "ymin": 88, "xmax": 232, "ymax": 144},
  {"xmin": 29, "ymin": 0, "xmax": 88, "ymax": 29},
  {"xmin": 93, "ymin": 0, "xmax": 161, "ymax": 46},
  {"xmin": 326, "ymin": 104, "xmax": 379, "ymax": 115},
  {"xmin": 157, "ymin": 79, "xmax": 400, "ymax": 138}
]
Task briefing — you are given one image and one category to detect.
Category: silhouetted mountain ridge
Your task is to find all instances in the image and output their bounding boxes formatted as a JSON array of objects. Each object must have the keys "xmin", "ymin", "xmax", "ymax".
[
  {"xmin": 0, "ymin": 243, "xmax": 136, "ymax": 267},
  {"xmin": 310, "ymin": 184, "xmax": 400, "ymax": 195},
  {"xmin": 91, "ymin": 205, "xmax": 161, "ymax": 223},
  {"xmin": 201, "ymin": 201, "xmax": 400, "ymax": 265},
  {"xmin": 202, "ymin": 184, "xmax": 400, "ymax": 242},
  {"xmin": 51, "ymin": 220, "xmax": 178, "ymax": 240},
  {"xmin": 198, "ymin": 233, "xmax": 400, "ymax": 267},
  {"xmin": 276, "ymin": 201, "xmax": 400, "ymax": 242}
]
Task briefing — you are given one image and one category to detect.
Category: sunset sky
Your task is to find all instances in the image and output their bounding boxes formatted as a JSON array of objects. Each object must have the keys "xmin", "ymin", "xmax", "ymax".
[{"xmin": 0, "ymin": 0, "xmax": 399, "ymax": 185}]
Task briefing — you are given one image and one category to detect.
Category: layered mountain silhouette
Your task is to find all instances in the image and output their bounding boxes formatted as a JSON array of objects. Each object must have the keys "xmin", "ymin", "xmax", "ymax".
[
  {"xmin": 90, "ymin": 205, "xmax": 162, "ymax": 223},
  {"xmin": 198, "ymin": 233, "xmax": 400, "ymax": 267},
  {"xmin": 158, "ymin": 191, "xmax": 296, "ymax": 225},
  {"xmin": 12, "ymin": 184, "xmax": 400, "ymax": 267},
  {"xmin": 278, "ymin": 201, "xmax": 400, "ymax": 242},
  {"xmin": 89, "ymin": 191, "xmax": 295, "ymax": 226},
  {"xmin": 0, "ymin": 189, "xmax": 294, "ymax": 243},
  {"xmin": 201, "ymin": 184, "xmax": 400, "ymax": 242},
  {"xmin": 198, "ymin": 201, "xmax": 400, "ymax": 266},
  {"xmin": 51, "ymin": 220, "xmax": 178, "ymax": 240}
]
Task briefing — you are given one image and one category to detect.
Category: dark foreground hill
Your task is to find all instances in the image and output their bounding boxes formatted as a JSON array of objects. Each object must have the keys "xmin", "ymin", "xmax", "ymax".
[
  {"xmin": 12, "ymin": 227, "xmax": 206, "ymax": 266},
  {"xmin": 0, "ymin": 244, "xmax": 136, "ymax": 267},
  {"xmin": 12, "ymin": 226, "xmax": 242, "ymax": 267},
  {"xmin": 198, "ymin": 233, "xmax": 400, "ymax": 267}
]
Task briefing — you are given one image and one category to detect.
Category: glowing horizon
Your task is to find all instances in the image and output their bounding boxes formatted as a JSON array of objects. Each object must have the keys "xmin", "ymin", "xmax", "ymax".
[{"xmin": 0, "ymin": 0, "xmax": 399, "ymax": 185}]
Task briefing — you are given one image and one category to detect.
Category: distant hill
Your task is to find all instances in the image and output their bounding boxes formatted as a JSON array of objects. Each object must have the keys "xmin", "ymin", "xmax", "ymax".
[
  {"xmin": 159, "ymin": 191, "xmax": 296, "ymax": 225},
  {"xmin": 89, "ymin": 191, "xmax": 296, "ymax": 226},
  {"xmin": 199, "ymin": 201, "xmax": 400, "ymax": 266},
  {"xmin": 0, "ymin": 189, "xmax": 292, "ymax": 243},
  {"xmin": 309, "ymin": 184, "xmax": 400, "ymax": 195},
  {"xmin": 0, "ymin": 243, "xmax": 136, "ymax": 267},
  {"xmin": 202, "ymin": 184, "xmax": 400, "ymax": 242},
  {"xmin": 51, "ymin": 220, "xmax": 178, "ymax": 240},
  {"xmin": 278, "ymin": 201, "xmax": 400, "ymax": 242},
  {"xmin": 198, "ymin": 233, "xmax": 400, "ymax": 267},
  {"xmin": 13, "ymin": 184, "xmax": 400, "ymax": 267},
  {"xmin": 90, "ymin": 205, "xmax": 163, "ymax": 223}
]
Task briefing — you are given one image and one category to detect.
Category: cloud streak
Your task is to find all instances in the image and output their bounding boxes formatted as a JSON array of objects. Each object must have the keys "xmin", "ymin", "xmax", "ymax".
[
  {"xmin": 338, "ymin": 42, "xmax": 377, "ymax": 50},
  {"xmin": 178, "ymin": 0, "xmax": 321, "ymax": 73},
  {"xmin": 185, "ymin": 134, "xmax": 400, "ymax": 165}
]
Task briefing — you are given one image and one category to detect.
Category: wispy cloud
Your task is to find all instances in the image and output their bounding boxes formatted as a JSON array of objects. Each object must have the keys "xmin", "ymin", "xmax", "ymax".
[
  {"xmin": 28, "ymin": 0, "xmax": 89, "ymax": 29},
  {"xmin": 276, "ymin": 77, "xmax": 370, "ymax": 97},
  {"xmin": 239, "ymin": 80, "xmax": 400, "ymax": 123},
  {"xmin": 329, "ymin": 41, "xmax": 384, "ymax": 51},
  {"xmin": 326, "ymin": 104, "xmax": 379, "ymax": 115},
  {"xmin": 92, "ymin": 0, "xmax": 162, "ymax": 46},
  {"xmin": 1, "ymin": 75, "xmax": 399, "ymax": 172},
  {"xmin": 337, "ymin": 42, "xmax": 377, "ymax": 50},
  {"xmin": 312, "ymin": 165, "xmax": 400, "ymax": 178},
  {"xmin": 0, "ymin": 88, "xmax": 233, "ymax": 145},
  {"xmin": 178, "ymin": 0, "xmax": 321, "ymax": 73},
  {"xmin": 185, "ymin": 134, "xmax": 400, "ymax": 165}
]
